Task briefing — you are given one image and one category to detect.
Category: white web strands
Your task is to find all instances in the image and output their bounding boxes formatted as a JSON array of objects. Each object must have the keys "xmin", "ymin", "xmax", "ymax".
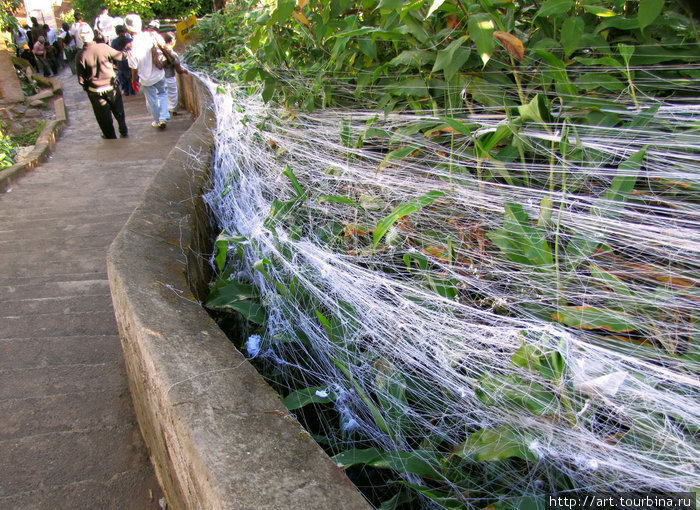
[{"xmin": 202, "ymin": 76, "xmax": 700, "ymax": 503}]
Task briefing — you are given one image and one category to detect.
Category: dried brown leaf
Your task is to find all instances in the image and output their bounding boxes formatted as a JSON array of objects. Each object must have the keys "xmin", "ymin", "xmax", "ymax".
[{"xmin": 493, "ymin": 30, "xmax": 525, "ymax": 61}]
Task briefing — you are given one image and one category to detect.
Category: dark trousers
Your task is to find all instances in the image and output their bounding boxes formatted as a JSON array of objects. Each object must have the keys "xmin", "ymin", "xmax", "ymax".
[{"xmin": 87, "ymin": 87, "xmax": 127, "ymax": 139}]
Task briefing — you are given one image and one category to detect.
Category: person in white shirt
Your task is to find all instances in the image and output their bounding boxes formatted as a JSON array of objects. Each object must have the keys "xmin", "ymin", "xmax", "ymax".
[
  {"xmin": 124, "ymin": 14, "xmax": 170, "ymax": 129},
  {"xmin": 94, "ymin": 6, "xmax": 117, "ymax": 44},
  {"xmin": 70, "ymin": 12, "xmax": 90, "ymax": 51},
  {"xmin": 12, "ymin": 25, "xmax": 28, "ymax": 56}
]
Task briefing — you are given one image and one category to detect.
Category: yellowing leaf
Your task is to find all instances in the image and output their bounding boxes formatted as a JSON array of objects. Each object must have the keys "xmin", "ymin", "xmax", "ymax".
[
  {"xmin": 292, "ymin": 9, "xmax": 312, "ymax": 30},
  {"xmin": 297, "ymin": 0, "xmax": 308, "ymax": 7},
  {"xmin": 493, "ymin": 31, "xmax": 524, "ymax": 61}
]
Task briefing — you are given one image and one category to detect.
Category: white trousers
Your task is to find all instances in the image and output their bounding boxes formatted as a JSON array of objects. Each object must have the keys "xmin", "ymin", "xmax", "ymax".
[{"xmin": 166, "ymin": 76, "xmax": 178, "ymax": 112}]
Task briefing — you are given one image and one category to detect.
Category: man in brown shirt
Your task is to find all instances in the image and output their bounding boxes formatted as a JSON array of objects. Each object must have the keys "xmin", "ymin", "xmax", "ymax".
[{"xmin": 75, "ymin": 24, "xmax": 129, "ymax": 139}]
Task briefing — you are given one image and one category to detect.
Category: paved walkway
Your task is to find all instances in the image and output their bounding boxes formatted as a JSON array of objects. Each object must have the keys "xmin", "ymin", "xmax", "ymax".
[{"xmin": 0, "ymin": 67, "xmax": 193, "ymax": 508}]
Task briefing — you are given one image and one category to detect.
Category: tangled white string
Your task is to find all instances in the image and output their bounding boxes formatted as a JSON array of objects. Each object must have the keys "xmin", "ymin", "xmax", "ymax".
[{"xmin": 201, "ymin": 72, "xmax": 700, "ymax": 506}]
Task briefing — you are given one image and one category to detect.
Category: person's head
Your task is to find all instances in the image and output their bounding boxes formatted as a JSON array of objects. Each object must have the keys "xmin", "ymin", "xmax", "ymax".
[
  {"xmin": 124, "ymin": 14, "xmax": 142, "ymax": 34},
  {"xmin": 75, "ymin": 12, "xmax": 83, "ymax": 22},
  {"xmin": 163, "ymin": 32, "xmax": 175, "ymax": 46},
  {"xmin": 77, "ymin": 24, "xmax": 94, "ymax": 43},
  {"xmin": 42, "ymin": 24, "xmax": 49, "ymax": 32},
  {"xmin": 99, "ymin": 6, "xmax": 108, "ymax": 15},
  {"xmin": 147, "ymin": 19, "xmax": 159, "ymax": 32},
  {"xmin": 115, "ymin": 25, "xmax": 126, "ymax": 36},
  {"xmin": 31, "ymin": 17, "xmax": 38, "ymax": 26},
  {"xmin": 37, "ymin": 35, "xmax": 45, "ymax": 42},
  {"xmin": 62, "ymin": 22, "xmax": 70, "ymax": 32}
]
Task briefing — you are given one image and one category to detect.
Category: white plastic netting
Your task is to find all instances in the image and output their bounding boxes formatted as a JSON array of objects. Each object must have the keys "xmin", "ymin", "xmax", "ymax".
[{"xmin": 200, "ymin": 66, "xmax": 700, "ymax": 507}]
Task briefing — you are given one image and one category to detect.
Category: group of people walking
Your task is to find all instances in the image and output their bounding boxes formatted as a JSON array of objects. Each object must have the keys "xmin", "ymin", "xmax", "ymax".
[
  {"xmin": 14, "ymin": 8, "xmax": 187, "ymax": 140},
  {"xmin": 72, "ymin": 10, "xmax": 188, "ymax": 139}
]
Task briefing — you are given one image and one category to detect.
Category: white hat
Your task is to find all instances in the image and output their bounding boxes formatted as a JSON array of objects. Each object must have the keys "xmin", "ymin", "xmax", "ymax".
[
  {"xmin": 147, "ymin": 19, "xmax": 160, "ymax": 30},
  {"xmin": 124, "ymin": 14, "xmax": 142, "ymax": 33},
  {"xmin": 78, "ymin": 24, "xmax": 94, "ymax": 43}
]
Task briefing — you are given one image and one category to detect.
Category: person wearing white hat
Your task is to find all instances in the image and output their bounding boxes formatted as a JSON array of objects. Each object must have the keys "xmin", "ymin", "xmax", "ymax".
[
  {"xmin": 75, "ymin": 24, "xmax": 129, "ymax": 139},
  {"xmin": 124, "ymin": 13, "xmax": 170, "ymax": 129}
]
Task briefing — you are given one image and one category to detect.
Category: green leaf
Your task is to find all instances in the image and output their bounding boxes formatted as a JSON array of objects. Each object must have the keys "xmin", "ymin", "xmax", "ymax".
[
  {"xmin": 357, "ymin": 38, "xmax": 377, "ymax": 59},
  {"xmin": 560, "ymin": 17, "xmax": 584, "ymax": 59},
  {"xmin": 282, "ymin": 164, "xmax": 306, "ymax": 199},
  {"xmin": 373, "ymin": 190, "xmax": 445, "ymax": 247},
  {"xmin": 377, "ymin": 0, "xmax": 404, "ymax": 10},
  {"xmin": 534, "ymin": 0, "xmax": 572, "ymax": 19},
  {"xmin": 369, "ymin": 451, "xmax": 443, "ymax": 479},
  {"xmin": 333, "ymin": 448, "xmax": 443, "ymax": 479},
  {"xmin": 574, "ymin": 73, "xmax": 625, "ymax": 92},
  {"xmin": 476, "ymin": 373, "xmax": 559, "ymax": 415},
  {"xmin": 437, "ymin": 117, "xmax": 472, "ymax": 136},
  {"xmin": 333, "ymin": 447, "xmax": 382, "ymax": 467},
  {"xmin": 582, "ymin": 4, "xmax": 617, "ymax": 17},
  {"xmin": 517, "ymin": 94, "xmax": 552, "ymax": 124},
  {"xmin": 589, "ymin": 264, "xmax": 632, "ymax": 296},
  {"xmin": 206, "ymin": 297, "xmax": 266, "ymax": 324},
  {"xmin": 378, "ymin": 145, "xmax": 416, "ymax": 170},
  {"xmin": 487, "ymin": 203, "xmax": 553, "ymax": 267},
  {"xmin": 283, "ymin": 385, "xmax": 335, "ymax": 410},
  {"xmin": 205, "ymin": 281, "xmax": 259, "ymax": 309},
  {"xmin": 455, "ymin": 425, "xmax": 538, "ymax": 462},
  {"xmin": 318, "ymin": 195, "xmax": 359, "ymax": 206},
  {"xmin": 468, "ymin": 13, "xmax": 495, "ymax": 66},
  {"xmin": 432, "ymin": 36, "xmax": 470, "ymax": 82},
  {"xmin": 554, "ymin": 305, "xmax": 643, "ymax": 332},
  {"xmin": 638, "ymin": 0, "xmax": 663, "ymax": 31}
]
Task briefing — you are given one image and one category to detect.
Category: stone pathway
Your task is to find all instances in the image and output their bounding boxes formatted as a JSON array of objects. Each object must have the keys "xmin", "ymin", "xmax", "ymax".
[{"xmin": 0, "ymin": 66, "xmax": 193, "ymax": 508}]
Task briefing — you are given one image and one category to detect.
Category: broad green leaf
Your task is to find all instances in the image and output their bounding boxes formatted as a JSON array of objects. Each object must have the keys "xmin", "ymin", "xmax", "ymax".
[
  {"xmin": 373, "ymin": 190, "xmax": 445, "ymax": 247},
  {"xmin": 455, "ymin": 425, "xmax": 538, "ymax": 462},
  {"xmin": 574, "ymin": 73, "xmax": 625, "ymax": 92},
  {"xmin": 511, "ymin": 343, "xmax": 541, "ymax": 372},
  {"xmin": 378, "ymin": 145, "xmax": 416, "ymax": 170},
  {"xmin": 572, "ymin": 56, "xmax": 623, "ymax": 69},
  {"xmin": 638, "ymin": 0, "xmax": 663, "ymax": 31},
  {"xmin": 282, "ymin": 164, "xmax": 306, "ymax": 199},
  {"xmin": 534, "ymin": 50, "xmax": 577, "ymax": 97},
  {"xmin": 590, "ymin": 264, "xmax": 632, "ymax": 296},
  {"xmin": 333, "ymin": 449, "xmax": 442, "ymax": 479},
  {"xmin": 317, "ymin": 195, "xmax": 359, "ymax": 206},
  {"xmin": 487, "ymin": 202, "xmax": 553, "ymax": 267},
  {"xmin": 205, "ymin": 296, "xmax": 265, "ymax": 324},
  {"xmin": 432, "ymin": 37, "xmax": 470, "ymax": 82},
  {"xmin": 369, "ymin": 451, "xmax": 443, "ymax": 479},
  {"xmin": 534, "ymin": 0, "xmax": 572, "ymax": 18},
  {"xmin": 561, "ymin": 17, "xmax": 584, "ymax": 59},
  {"xmin": 377, "ymin": 0, "xmax": 404, "ymax": 10},
  {"xmin": 205, "ymin": 281, "xmax": 259, "ymax": 309},
  {"xmin": 582, "ymin": 4, "xmax": 617, "ymax": 17},
  {"xmin": 333, "ymin": 447, "xmax": 382, "ymax": 467},
  {"xmin": 357, "ymin": 38, "xmax": 377, "ymax": 59},
  {"xmin": 389, "ymin": 49, "xmax": 435, "ymax": 68},
  {"xmin": 517, "ymin": 94, "xmax": 552, "ymax": 124},
  {"xmin": 272, "ymin": 0, "xmax": 297, "ymax": 22},
  {"xmin": 554, "ymin": 306, "xmax": 643, "ymax": 332},
  {"xmin": 476, "ymin": 373, "xmax": 559, "ymax": 415},
  {"xmin": 618, "ymin": 44, "xmax": 635, "ymax": 67},
  {"xmin": 283, "ymin": 385, "xmax": 335, "ymax": 410},
  {"xmin": 595, "ymin": 16, "xmax": 639, "ymax": 32},
  {"xmin": 437, "ymin": 117, "xmax": 472, "ymax": 136},
  {"xmin": 468, "ymin": 13, "xmax": 495, "ymax": 66}
]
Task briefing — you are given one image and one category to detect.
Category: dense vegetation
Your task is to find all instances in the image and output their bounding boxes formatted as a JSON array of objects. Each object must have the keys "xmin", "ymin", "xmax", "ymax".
[
  {"xmin": 70, "ymin": 0, "xmax": 217, "ymax": 23},
  {"xmin": 187, "ymin": 1, "xmax": 699, "ymax": 508}
]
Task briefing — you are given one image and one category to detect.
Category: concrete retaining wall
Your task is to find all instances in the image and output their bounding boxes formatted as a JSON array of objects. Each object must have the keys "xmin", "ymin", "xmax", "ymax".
[{"xmin": 107, "ymin": 74, "xmax": 370, "ymax": 509}]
